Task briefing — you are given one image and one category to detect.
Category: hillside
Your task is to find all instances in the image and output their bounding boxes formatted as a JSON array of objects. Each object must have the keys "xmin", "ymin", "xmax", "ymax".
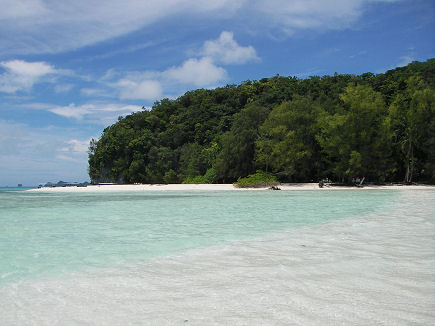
[{"xmin": 88, "ymin": 59, "xmax": 435, "ymax": 184}]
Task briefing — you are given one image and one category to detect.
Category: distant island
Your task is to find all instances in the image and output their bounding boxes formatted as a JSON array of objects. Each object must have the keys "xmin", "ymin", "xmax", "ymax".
[
  {"xmin": 88, "ymin": 59, "xmax": 434, "ymax": 185},
  {"xmin": 39, "ymin": 181, "xmax": 90, "ymax": 188}
]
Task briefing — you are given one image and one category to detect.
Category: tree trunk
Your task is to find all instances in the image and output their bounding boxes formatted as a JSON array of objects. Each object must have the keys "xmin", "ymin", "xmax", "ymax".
[
  {"xmin": 404, "ymin": 135, "xmax": 413, "ymax": 183},
  {"xmin": 409, "ymin": 143, "xmax": 414, "ymax": 183}
]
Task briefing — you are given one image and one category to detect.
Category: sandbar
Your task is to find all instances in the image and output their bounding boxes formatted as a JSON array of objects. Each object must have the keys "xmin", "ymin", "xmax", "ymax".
[{"xmin": 27, "ymin": 183, "xmax": 435, "ymax": 192}]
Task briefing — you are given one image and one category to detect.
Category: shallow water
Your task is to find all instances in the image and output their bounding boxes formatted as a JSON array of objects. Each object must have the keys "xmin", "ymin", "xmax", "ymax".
[
  {"xmin": 0, "ymin": 189, "xmax": 434, "ymax": 325},
  {"xmin": 0, "ymin": 189, "xmax": 395, "ymax": 284}
]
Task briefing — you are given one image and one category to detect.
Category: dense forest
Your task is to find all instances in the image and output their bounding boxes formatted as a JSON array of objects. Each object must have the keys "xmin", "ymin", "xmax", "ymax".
[{"xmin": 88, "ymin": 59, "xmax": 434, "ymax": 184}]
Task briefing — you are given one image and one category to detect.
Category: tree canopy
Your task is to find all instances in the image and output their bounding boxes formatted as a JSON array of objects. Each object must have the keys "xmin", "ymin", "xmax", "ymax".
[{"xmin": 89, "ymin": 59, "xmax": 435, "ymax": 184}]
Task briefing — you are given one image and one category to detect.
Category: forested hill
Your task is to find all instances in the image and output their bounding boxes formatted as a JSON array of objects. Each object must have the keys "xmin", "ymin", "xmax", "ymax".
[{"xmin": 88, "ymin": 59, "xmax": 435, "ymax": 184}]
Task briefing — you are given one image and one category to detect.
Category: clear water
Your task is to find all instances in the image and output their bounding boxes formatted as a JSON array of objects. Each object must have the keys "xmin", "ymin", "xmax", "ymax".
[
  {"xmin": 1, "ymin": 189, "xmax": 396, "ymax": 285},
  {"xmin": 1, "ymin": 188, "xmax": 434, "ymax": 325}
]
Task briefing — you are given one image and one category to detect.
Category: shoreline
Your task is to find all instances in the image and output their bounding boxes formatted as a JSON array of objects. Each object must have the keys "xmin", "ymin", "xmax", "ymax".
[
  {"xmin": 27, "ymin": 183, "xmax": 435, "ymax": 192},
  {"xmin": 2, "ymin": 189, "xmax": 434, "ymax": 325}
]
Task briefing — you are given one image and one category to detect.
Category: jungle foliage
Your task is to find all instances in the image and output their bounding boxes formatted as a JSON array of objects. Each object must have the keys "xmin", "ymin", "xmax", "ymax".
[{"xmin": 88, "ymin": 59, "xmax": 435, "ymax": 184}]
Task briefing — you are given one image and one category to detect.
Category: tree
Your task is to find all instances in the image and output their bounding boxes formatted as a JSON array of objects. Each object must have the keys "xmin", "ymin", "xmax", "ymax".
[
  {"xmin": 255, "ymin": 96, "xmax": 322, "ymax": 181},
  {"xmin": 318, "ymin": 84, "xmax": 390, "ymax": 182},
  {"xmin": 214, "ymin": 104, "xmax": 269, "ymax": 181},
  {"xmin": 179, "ymin": 142, "xmax": 209, "ymax": 179},
  {"xmin": 387, "ymin": 76, "xmax": 435, "ymax": 182}
]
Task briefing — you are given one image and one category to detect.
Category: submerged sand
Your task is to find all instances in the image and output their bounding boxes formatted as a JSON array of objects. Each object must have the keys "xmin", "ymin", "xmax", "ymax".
[
  {"xmin": 27, "ymin": 183, "xmax": 435, "ymax": 192},
  {"xmin": 2, "ymin": 189, "xmax": 434, "ymax": 325}
]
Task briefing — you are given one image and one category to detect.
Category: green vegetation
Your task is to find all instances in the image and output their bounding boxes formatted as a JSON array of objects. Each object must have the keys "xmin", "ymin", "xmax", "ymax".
[
  {"xmin": 89, "ymin": 59, "xmax": 435, "ymax": 184},
  {"xmin": 235, "ymin": 171, "xmax": 279, "ymax": 188}
]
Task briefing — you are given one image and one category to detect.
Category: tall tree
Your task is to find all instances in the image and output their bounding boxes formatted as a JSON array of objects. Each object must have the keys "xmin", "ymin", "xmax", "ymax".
[
  {"xmin": 214, "ymin": 104, "xmax": 269, "ymax": 181},
  {"xmin": 318, "ymin": 84, "xmax": 390, "ymax": 182},
  {"xmin": 255, "ymin": 96, "xmax": 322, "ymax": 181},
  {"xmin": 387, "ymin": 76, "xmax": 435, "ymax": 182}
]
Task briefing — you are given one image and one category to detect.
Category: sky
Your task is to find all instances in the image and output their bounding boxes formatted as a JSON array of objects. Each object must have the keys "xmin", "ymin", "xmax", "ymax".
[{"xmin": 0, "ymin": 0, "xmax": 434, "ymax": 186}]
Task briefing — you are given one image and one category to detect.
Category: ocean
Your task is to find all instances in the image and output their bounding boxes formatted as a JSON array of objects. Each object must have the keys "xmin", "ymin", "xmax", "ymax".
[{"xmin": 0, "ymin": 188, "xmax": 434, "ymax": 325}]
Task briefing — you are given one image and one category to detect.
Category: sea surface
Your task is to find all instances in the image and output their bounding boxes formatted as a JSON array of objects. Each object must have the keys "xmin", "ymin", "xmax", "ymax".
[{"xmin": 0, "ymin": 188, "xmax": 434, "ymax": 325}]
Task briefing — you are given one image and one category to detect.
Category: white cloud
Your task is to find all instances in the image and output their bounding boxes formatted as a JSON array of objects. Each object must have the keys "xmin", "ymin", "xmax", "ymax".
[
  {"xmin": 0, "ymin": 31, "xmax": 256, "ymax": 101},
  {"xmin": 49, "ymin": 104, "xmax": 91, "ymax": 120},
  {"xmin": 0, "ymin": 0, "xmax": 402, "ymax": 55},
  {"xmin": 164, "ymin": 57, "xmax": 227, "ymax": 87},
  {"xmin": 1, "ymin": 60, "xmax": 54, "ymax": 76},
  {"xmin": 106, "ymin": 55, "xmax": 229, "ymax": 98},
  {"xmin": 250, "ymin": 0, "xmax": 361, "ymax": 32},
  {"xmin": 21, "ymin": 101, "xmax": 141, "ymax": 124},
  {"xmin": 0, "ymin": 0, "xmax": 239, "ymax": 55},
  {"xmin": 117, "ymin": 79, "xmax": 163, "ymax": 100},
  {"xmin": 61, "ymin": 139, "xmax": 91, "ymax": 154},
  {"xmin": 98, "ymin": 32, "xmax": 256, "ymax": 98},
  {"xmin": 48, "ymin": 103, "xmax": 141, "ymax": 124},
  {"xmin": 0, "ymin": 60, "xmax": 56, "ymax": 93},
  {"xmin": 250, "ymin": 0, "xmax": 401, "ymax": 34},
  {"xmin": 200, "ymin": 31, "xmax": 259, "ymax": 65},
  {"xmin": 57, "ymin": 138, "xmax": 93, "ymax": 162},
  {"xmin": 0, "ymin": 0, "xmax": 47, "ymax": 20}
]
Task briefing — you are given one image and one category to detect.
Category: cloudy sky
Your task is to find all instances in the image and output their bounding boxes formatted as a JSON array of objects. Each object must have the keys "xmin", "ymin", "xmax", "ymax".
[{"xmin": 0, "ymin": 0, "xmax": 434, "ymax": 186}]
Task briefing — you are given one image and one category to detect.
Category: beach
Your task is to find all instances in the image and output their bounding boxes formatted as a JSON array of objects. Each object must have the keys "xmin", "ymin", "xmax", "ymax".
[
  {"xmin": 27, "ymin": 183, "xmax": 435, "ymax": 192},
  {"xmin": 2, "ymin": 186, "xmax": 434, "ymax": 325}
]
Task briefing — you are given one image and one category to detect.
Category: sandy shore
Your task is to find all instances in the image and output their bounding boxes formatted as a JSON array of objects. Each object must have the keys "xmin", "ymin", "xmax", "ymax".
[
  {"xmin": 2, "ymin": 189, "xmax": 434, "ymax": 325},
  {"xmin": 27, "ymin": 183, "xmax": 435, "ymax": 192}
]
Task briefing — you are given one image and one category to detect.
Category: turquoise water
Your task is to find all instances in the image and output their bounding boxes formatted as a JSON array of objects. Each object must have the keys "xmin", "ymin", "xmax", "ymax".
[{"xmin": 0, "ymin": 189, "xmax": 398, "ymax": 285}]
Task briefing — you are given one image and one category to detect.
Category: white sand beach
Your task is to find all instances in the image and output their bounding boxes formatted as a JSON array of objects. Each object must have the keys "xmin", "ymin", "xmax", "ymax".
[
  {"xmin": 2, "ymin": 188, "xmax": 434, "ymax": 325},
  {"xmin": 27, "ymin": 183, "xmax": 435, "ymax": 192}
]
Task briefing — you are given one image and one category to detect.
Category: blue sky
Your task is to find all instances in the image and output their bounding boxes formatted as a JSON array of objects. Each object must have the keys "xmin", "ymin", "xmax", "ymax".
[{"xmin": 0, "ymin": 0, "xmax": 434, "ymax": 186}]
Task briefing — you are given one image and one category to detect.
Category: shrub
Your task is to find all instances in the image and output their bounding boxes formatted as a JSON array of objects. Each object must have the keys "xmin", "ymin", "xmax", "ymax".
[
  {"xmin": 182, "ymin": 168, "xmax": 217, "ymax": 184},
  {"xmin": 235, "ymin": 170, "xmax": 279, "ymax": 188},
  {"xmin": 182, "ymin": 175, "xmax": 207, "ymax": 184},
  {"xmin": 163, "ymin": 169, "xmax": 179, "ymax": 183}
]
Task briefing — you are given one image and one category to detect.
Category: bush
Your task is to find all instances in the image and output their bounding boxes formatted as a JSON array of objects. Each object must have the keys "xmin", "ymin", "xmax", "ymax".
[
  {"xmin": 182, "ymin": 175, "xmax": 207, "ymax": 184},
  {"xmin": 235, "ymin": 170, "xmax": 279, "ymax": 188},
  {"xmin": 163, "ymin": 169, "xmax": 179, "ymax": 183},
  {"xmin": 203, "ymin": 168, "xmax": 217, "ymax": 183},
  {"xmin": 182, "ymin": 168, "xmax": 217, "ymax": 184}
]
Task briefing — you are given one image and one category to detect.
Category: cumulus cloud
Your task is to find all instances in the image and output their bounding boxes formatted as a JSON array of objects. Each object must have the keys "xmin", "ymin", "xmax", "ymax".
[
  {"xmin": 164, "ymin": 57, "xmax": 227, "ymax": 87},
  {"xmin": 200, "ymin": 31, "xmax": 259, "ymax": 65},
  {"xmin": 109, "ymin": 32, "xmax": 255, "ymax": 95},
  {"xmin": 0, "ymin": 60, "xmax": 56, "ymax": 93},
  {"xmin": 106, "ymin": 54, "xmax": 231, "ymax": 99},
  {"xmin": 0, "ymin": 0, "xmax": 402, "ymax": 55}
]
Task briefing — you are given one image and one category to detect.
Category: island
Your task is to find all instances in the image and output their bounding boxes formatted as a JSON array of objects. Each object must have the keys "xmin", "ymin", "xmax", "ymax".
[{"xmin": 88, "ymin": 59, "xmax": 434, "ymax": 186}]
